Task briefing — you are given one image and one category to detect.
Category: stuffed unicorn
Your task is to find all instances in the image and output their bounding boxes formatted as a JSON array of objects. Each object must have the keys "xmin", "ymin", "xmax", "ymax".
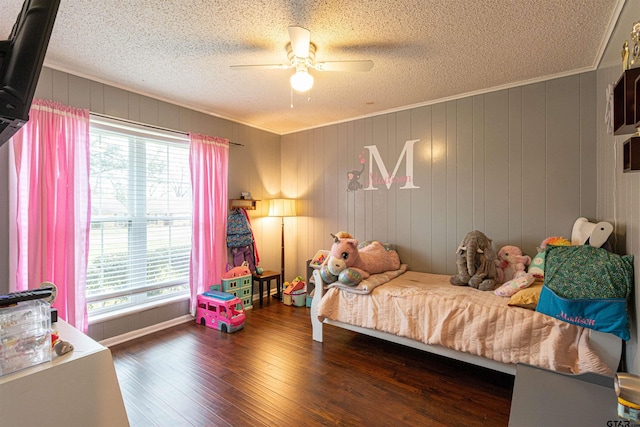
[{"xmin": 320, "ymin": 233, "xmax": 401, "ymax": 286}]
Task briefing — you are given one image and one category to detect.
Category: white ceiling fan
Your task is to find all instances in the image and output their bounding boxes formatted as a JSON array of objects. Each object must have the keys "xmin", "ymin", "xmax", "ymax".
[{"xmin": 230, "ymin": 26, "xmax": 374, "ymax": 93}]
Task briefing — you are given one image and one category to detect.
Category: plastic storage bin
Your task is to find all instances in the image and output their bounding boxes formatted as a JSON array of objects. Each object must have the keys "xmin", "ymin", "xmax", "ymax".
[
  {"xmin": 292, "ymin": 291, "xmax": 307, "ymax": 307},
  {"xmin": 0, "ymin": 300, "xmax": 52, "ymax": 376},
  {"xmin": 309, "ymin": 250, "xmax": 329, "ymax": 268}
]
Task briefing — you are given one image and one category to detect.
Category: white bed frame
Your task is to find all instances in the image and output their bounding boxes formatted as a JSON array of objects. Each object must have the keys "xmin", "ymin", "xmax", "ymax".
[{"xmin": 310, "ymin": 269, "xmax": 622, "ymax": 376}]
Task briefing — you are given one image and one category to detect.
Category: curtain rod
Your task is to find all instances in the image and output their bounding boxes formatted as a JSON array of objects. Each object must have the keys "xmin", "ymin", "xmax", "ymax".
[{"xmin": 89, "ymin": 112, "xmax": 244, "ymax": 147}]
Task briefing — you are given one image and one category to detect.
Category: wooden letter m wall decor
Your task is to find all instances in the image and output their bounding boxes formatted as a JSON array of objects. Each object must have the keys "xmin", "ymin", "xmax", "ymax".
[{"xmin": 363, "ymin": 139, "xmax": 420, "ymax": 190}]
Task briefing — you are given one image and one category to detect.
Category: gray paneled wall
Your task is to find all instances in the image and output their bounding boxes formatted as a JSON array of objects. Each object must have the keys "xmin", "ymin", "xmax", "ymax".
[
  {"xmin": 596, "ymin": 64, "xmax": 640, "ymax": 374},
  {"xmin": 283, "ymin": 72, "xmax": 598, "ymax": 282}
]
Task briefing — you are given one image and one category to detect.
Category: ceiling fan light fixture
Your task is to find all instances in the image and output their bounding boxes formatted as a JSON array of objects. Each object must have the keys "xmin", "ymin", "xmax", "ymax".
[{"xmin": 290, "ymin": 68, "xmax": 314, "ymax": 93}]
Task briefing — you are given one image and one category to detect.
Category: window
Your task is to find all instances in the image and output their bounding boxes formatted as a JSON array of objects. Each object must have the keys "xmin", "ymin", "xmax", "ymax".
[{"xmin": 86, "ymin": 117, "xmax": 191, "ymax": 317}]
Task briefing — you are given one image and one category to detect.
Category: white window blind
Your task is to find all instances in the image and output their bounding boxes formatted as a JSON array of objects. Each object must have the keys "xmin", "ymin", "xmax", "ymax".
[{"xmin": 86, "ymin": 117, "xmax": 191, "ymax": 316}]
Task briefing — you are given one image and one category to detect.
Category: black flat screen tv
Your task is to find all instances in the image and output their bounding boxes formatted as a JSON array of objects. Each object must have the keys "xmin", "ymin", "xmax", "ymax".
[{"xmin": 0, "ymin": 0, "xmax": 60, "ymax": 147}]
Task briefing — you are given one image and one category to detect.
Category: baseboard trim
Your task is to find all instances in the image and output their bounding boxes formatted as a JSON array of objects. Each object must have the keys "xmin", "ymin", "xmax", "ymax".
[{"xmin": 100, "ymin": 314, "xmax": 194, "ymax": 347}]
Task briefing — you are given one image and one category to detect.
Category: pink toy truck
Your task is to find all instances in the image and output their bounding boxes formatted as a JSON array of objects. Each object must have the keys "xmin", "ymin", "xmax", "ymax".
[{"xmin": 196, "ymin": 290, "xmax": 245, "ymax": 333}]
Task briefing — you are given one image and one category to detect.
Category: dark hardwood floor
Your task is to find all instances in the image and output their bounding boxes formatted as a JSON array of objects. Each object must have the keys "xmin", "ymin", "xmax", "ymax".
[{"xmin": 110, "ymin": 300, "xmax": 514, "ymax": 426}]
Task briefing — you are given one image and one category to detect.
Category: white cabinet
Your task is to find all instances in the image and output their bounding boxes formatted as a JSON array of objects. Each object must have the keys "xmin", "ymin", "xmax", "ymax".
[{"xmin": 0, "ymin": 319, "xmax": 129, "ymax": 426}]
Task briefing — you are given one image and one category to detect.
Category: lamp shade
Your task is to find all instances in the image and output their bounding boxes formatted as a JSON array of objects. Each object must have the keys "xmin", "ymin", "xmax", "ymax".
[{"xmin": 269, "ymin": 199, "xmax": 297, "ymax": 217}]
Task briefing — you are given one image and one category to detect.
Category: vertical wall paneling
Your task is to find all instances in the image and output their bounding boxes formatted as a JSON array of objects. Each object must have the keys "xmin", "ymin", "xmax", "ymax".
[
  {"xmin": 579, "ymin": 72, "xmax": 598, "ymax": 219},
  {"xmin": 337, "ymin": 122, "xmax": 349, "ymax": 235},
  {"xmin": 138, "ymin": 95, "xmax": 159, "ymax": 126},
  {"xmin": 51, "ymin": 69, "xmax": 70, "ymax": 105},
  {"xmin": 483, "ymin": 90, "xmax": 510, "ymax": 247},
  {"xmin": 291, "ymin": 73, "xmax": 598, "ymax": 282},
  {"xmin": 354, "ymin": 119, "xmax": 367, "ymax": 240},
  {"xmin": 472, "ymin": 95, "xmax": 486, "ymax": 231},
  {"xmin": 546, "ymin": 77, "xmax": 581, "ymax": 237},
  {"xmin": 446, "ymin": 101, "xmax": 457, "ymax": 273},
  {"xmin": 386, "ymin": 113, "xmax": 398, "ymax": 244},
  {"xmin": 34, "ymin": 67, "xmax": 53, "ymax": 100},
  {"xmin": 431, "ymin": 103, "xmax": 448, "ymax": 272},
  {"xmin": 323, "ymin": 125, "xmax": 339, "ymax": 247},
  {"xmin": 394, "ymin": 110, "xmax": 412, "ymax": 255},
  {"xmin": 68, "ymin": 74, "xmax": 91, "ymax": 110},
  {"xmin": 230, "ymin": 124, "xmax": 251, "ymax": 197},
  {"xmin": 177, "ymin": 104, "xmax": 195, "ymax": 132},
  {"xmin": 329, "ymin": 124, "xmax": 341, "ymax": 233},
  {"xmin": 298, "ymin": 131, "xmax": 311, "ymax": 266},
  {"xmin": 89, "ymin": 80, "xmax": 104, "ymax": 114},
  {"xmin": 312, "ymin": 128, "xmax": 326, "ymax": 249},
  {"xmin": 508, "ymin": 88, "xmax": 523, "ymax": 248},
  {"xmin": 363, "ymin": 118, "xmax": 374, "ymax": 239},
  {"xmin": 104, "ymin": 85, "xmax": 129, "ymax": 118},
  {"xmin": 520, "ymin": 82, "xmax": 547, "ymax": 256},
  {"xmin": 158, "ymin": 101, "xmax": 181, "ymax": 132},
  {"xmin": 410, "ymin": 105, "xmax": 432, "ymax": 271},
  {"xmin": 280, "ymin": 128, "xmax": 299, "ymax": 274},
  {"xmin": 371, "ymin": 115, "xmax": 389, "ymax": 242},
  {"xmin": 455, "ymin": 98, "xmax": 473, "ymax": 250},
  {"xmin": 127, "ymin": 92, "xmax": 141, "ymax": 123}
]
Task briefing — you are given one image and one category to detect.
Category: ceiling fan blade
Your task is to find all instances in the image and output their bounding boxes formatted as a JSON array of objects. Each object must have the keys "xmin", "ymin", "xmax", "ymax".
[
  {"xmin": 230, "ymin": 63, "xmax": 292, "ymax": 70},
  {"xmin": 314, "ymin": 60, "xmax": 374, "ymax": 72},
  {"xmin": 288, "ymin": 26, "xmax": 311, "ymax": 58}
]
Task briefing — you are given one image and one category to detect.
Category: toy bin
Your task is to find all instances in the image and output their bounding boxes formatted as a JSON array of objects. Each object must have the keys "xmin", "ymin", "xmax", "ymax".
[
  {"xmin": 310, "ymin": 250, "xmax": 329, "ymax": 268},
  {"xmin": 0, "ymin": 299, "xmax": 52, "ymax": 376},
  {"xmin": 292, "ymin": 291, "xmax": 307, "ymax": 307}
]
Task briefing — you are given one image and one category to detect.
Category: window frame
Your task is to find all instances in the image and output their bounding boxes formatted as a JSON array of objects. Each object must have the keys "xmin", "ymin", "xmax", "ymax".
[{"xmin": 86, "ymin": 116, "xmax": 192, "ymax": 319}]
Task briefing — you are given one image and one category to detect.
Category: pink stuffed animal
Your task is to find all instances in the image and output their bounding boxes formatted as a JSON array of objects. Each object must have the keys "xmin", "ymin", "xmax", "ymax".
[
  {"xmin": 323, "ymin": 234, "xmax": 401, "ymax": 285},
  {"xmin": 495, "ymin": 245, "xmax": 531, "ymax": 284}
]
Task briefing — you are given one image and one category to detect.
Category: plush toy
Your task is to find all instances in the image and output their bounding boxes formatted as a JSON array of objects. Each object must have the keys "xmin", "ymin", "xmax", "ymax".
[
  {"xmin": 528, "ymin": 236, "xmax": 571, "ymax": 279},
  {"xmin": 322, "ymin": 233, "xmax": 401, "ymax": 286},
  {"xmin": 527, "ymin": 252, "xmax": 546, "ymax": 280},
  {"xmin": 333, "ymin": 231, "xmax": 353, "ymax": 239},
  {"xmin": 494, "ymin": 273, "xmax": 536, "ymax": 297},
  {"xmin": 495, "ymin": 245, "xmax": 531, "ymax": 284},
  {"xmin": 450, "ymin": 230, "xmax": 497, "ymax": 291},
  {"xmin": 539, "ymin": 236, "xmax": 571, "ymax": 250}
]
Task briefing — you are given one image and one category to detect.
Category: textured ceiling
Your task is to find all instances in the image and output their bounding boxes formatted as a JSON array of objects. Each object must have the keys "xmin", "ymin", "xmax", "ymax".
[{"xmin": 0, "ymin": 0, "xmax": 624, "ymax": 135}]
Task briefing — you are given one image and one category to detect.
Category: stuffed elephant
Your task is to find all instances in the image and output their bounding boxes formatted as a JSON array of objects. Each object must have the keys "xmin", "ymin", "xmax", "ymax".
[{"xmin": 450, "ymin": 230, "xmax": 497, "ymax": 291}]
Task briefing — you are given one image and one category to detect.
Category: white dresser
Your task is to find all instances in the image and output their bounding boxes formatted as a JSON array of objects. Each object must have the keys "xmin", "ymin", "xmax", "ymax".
[{"xmin": 0, "ymin": 319, "xmax": 129, "ymax": 426}]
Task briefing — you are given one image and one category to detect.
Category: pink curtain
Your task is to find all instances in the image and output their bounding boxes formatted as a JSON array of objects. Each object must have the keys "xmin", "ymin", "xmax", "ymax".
[
  {"xmin": 188, "ymin": 133, "xmax": 229, "ymax": 314},
  {"xmin": 11, "ymin": 99, "xmax": 91, "ymax": 331}
]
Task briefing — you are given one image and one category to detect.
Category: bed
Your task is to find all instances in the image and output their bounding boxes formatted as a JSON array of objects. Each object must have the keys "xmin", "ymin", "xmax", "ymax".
[{"xmin": 310, "ymin": 266, "xmax": 623, "ymax": 376}]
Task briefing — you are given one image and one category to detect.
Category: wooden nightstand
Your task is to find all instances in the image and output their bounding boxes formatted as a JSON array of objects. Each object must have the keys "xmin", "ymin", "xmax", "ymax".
[{"xmin": 252, "ymin": 270, "xmax": 281, "ymax": 306}]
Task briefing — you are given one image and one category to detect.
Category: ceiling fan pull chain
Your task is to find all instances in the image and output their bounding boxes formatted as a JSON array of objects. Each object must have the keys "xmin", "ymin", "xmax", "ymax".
[{"xmin": 290, "ymin": 87, "xmax": 294, "ymax": 109}]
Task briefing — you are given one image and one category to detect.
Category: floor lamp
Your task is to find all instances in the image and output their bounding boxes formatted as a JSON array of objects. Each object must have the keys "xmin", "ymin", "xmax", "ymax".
[{"xmin": 268, "ymin": 199, "xmax": 297, "ymax": 296}]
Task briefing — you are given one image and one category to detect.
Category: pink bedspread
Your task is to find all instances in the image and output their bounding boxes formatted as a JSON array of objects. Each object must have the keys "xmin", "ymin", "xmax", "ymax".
[{"xmin": 316, "ymin": 270, "xmax": 611, "ymax": 374}]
